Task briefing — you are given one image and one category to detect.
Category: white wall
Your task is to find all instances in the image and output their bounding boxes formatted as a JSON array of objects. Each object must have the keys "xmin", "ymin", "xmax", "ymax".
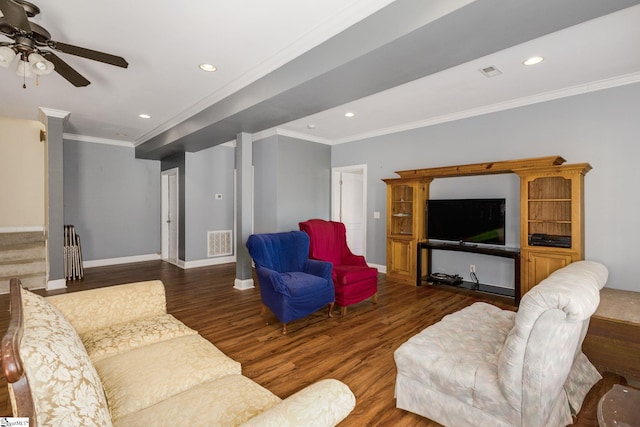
[
  {"xmin": 332, "ymin": 82, "xmax": 640, "ymax": 291},
  {"xmin": 0, "ymin": 116, "xmax": 46, "ymax": 229}
]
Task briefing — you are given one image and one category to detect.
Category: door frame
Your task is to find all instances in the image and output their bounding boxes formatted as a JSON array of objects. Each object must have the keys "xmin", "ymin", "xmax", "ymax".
[
  {"xmin": 161, "ymin": 168, "xmax": 179, "ymax": 265},
  {"xmin": 331, "ymin": 164, "xmax": 367, "ymax": 257}
]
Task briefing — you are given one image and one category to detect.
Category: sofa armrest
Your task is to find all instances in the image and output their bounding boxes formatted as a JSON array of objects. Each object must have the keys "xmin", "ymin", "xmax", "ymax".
[
  {"xmin": 240, "ymin": 379, "xmax": 355, "ymax": 427},
  {"xmin": 46, "ymin": 280, "xmax": 168, "ymax": 334}
]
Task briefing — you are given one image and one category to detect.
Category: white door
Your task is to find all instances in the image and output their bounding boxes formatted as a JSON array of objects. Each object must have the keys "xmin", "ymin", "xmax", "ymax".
[
  {"xmin": 332, "ymin": 165, "xmax": 367, "ymax": 256},
  {"xmin": 161, "ymin": 168, "xmax": 179, "ymax": 264}
]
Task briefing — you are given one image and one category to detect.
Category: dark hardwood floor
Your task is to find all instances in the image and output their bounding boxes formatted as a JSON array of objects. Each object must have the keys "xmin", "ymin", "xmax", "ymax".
[{"xmin": 0, "ymin": 261, "xmax": 624, "ymax": 426}]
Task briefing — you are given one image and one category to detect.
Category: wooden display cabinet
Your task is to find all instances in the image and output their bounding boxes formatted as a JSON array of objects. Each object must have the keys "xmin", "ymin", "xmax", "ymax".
[
  {"xmin": 518, "ymin": 164, "xmax": 591, "ymax": 295},
  {"xmin": 383, "ymin": 156, "xmax": 590, "ymax": 300},
  {"xmin": 383, "ymin": 177, "xmax": 431, "ymax": 285}
]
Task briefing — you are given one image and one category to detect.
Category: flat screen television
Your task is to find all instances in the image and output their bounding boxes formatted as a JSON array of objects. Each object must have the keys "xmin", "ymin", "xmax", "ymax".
[{"xmin": 426, "ymin": 198, "xmax": 506, "ymax": 245}]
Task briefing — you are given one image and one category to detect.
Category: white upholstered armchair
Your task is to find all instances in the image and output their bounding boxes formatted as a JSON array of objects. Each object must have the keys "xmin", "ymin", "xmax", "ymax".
[{"xmin": 394, "ymin": 261, "xmax": 607, "ymax": 427}]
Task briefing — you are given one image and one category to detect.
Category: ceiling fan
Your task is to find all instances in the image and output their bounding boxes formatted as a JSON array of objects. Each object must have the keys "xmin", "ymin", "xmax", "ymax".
[{"xmin": 0, "ymin": 0, "xmax": 128, "ymax": 87}]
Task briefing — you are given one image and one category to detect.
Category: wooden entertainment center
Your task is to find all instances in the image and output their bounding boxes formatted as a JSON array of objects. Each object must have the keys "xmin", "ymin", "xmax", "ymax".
[{"xmin": 383, "ymin": 155, "xmax": 591, "ymax": 301}]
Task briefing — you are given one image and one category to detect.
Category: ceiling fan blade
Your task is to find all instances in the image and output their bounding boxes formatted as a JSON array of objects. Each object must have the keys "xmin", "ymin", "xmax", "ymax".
[
  {"xmin": 0, "ymin": 0, "xmax": 31, "ymax": 33},
  {"xmin": 48, "ymin": 41, "xmax": 128, "ymax": 68},
  {"xmin": 41, "ymin": 51, "xmax": 90, "ymax": 87}
]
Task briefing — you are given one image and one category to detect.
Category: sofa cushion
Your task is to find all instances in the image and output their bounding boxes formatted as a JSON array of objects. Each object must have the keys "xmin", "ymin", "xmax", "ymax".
[
  {"xmin": 281, "ymin": 272, "xmax": 329, "ymax": 296},
  {"xmin": 46, "ymin": 280, "xmax": 167, "ymax": 335},
  {"xmin": 95, "ymin": 334, "xmax": 242, "ymax": 420},
  {"xmin": 333, "ymin": 265, "xmax": 378, "ymax": 286},
  {"xmin": 81, "ymin": 313, "xmax": 198, "ymax": 362},
  {"xmin": 20, "ymin": 289, "xmax": 112, "ymax": 427},
  {"xmin": 113, "ymin": 374, "xmax": 281, "ymax": 427}
]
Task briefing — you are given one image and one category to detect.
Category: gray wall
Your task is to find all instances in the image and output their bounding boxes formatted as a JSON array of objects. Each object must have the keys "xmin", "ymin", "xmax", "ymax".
[
  {"xmin": 64, "ymin": 140, "xmax": 161, "ymax": 260},
  {"xmin": 185, "ymin": 144, "xmax": 235, "ymax": 261},
  {"xmin": 254, "ymin": 134, "xmax": 331, "ymax": 233},
  {"xmin": 253, "ymin": 136, "xmax": 279, "ymax": 233},
  {"xmin": 332, "ymin": 82, "xmax": 640, "ymax": 292}
]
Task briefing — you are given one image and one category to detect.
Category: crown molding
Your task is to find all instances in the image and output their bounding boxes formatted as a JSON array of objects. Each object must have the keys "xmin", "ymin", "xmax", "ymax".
[
  {"xmin": 252, "ymin": 127, "xmax": 332, "ymax": 145},
  {"xmin": 70, "ymin": 72, "xmax": 640, "ymax": 151},
  {"xmin": 330, "ymin": 72, "xmax": 640, "ymax": 145},
  {"xmin": 38, "ymin": 107, "xmax": 70, "ymax": 120},
  {"xmin": 63, "ymin": 133, "xmax": 134, "ymax": 147}
]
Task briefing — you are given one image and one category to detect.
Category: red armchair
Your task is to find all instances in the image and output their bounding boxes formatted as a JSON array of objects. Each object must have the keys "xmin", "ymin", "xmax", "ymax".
[{"xmin": 299, "ymin": 219, "xmax": 378, "ymax": 315}]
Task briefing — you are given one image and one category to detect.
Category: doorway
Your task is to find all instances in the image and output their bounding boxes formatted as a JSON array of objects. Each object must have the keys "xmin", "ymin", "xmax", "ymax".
[
  {"xmin": 161, "ymin": 168, "xmax": 179, "ymax": 265},
  {"xmin": 332, "ymin": 165, "xmax": 367, "ymax": 256}
]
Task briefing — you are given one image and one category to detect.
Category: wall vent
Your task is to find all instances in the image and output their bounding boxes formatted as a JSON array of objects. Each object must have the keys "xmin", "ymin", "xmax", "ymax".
[{"xmin": 208, "ymin": 230, "xmax": 233, "ymax": 257}]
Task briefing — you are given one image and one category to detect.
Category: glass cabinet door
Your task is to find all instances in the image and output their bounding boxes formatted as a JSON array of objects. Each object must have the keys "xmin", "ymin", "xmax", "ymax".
[{"xmin": 390, "ymin": 184, "xmax": 414, "ymax": 236}]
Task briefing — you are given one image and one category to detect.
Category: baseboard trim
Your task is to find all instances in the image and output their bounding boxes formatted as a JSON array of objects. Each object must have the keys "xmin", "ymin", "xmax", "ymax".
[
  {"xmin": 369, "ymin": 263, "xmax": 386, "ymax": 274},
  {"xmin": 234, "ymin": 278, "xmax": 255, "ymax": 290},
  {"xmin": 47, "ymin": 278, "xmax": 66, "ymax": 290},
  {"xmin": 83, "ymin": 253, "xmax": 161, "ymax": 268},
  {"xmin": 0, "ymin": 226, "xmax": 45, "ymax": 233},
  {"xmin": 85, "ymin": 254, "xmax": 237, "ymax": 270},
  {"xmin": 182, "ymin": 256, "xmax": 236, "ymax": 269}
]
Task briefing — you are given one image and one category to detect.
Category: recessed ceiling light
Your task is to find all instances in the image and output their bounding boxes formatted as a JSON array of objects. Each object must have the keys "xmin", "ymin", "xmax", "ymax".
[
  {"xmin": 139, "ymin": 114, "xmax": 151, "ymax": 119},
  {"xmin": 344, "ymin": 112, "xmax": 355, "ymax": 118},
  {"xmin": 523, "ymin": 56, "xmax": 544, "ymax": 66},
  {"xmin": 307, "ymin": 124, "xmax": 316, "ymax": 129},
  {"xmin": 199, "ymin": 64, "xmax": 217, "ymax": 72}
]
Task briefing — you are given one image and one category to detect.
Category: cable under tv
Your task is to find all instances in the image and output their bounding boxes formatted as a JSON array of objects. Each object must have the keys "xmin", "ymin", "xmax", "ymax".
[{"xmin": 428, "ymin": 273, "xmax": 463, "ymax": 286}]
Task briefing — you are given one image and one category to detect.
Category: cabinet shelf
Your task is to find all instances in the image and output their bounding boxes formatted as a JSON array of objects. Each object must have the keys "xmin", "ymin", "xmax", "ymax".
[{"xmin": 519, "ymin": 164, "xmax": 590, "ymax": 296}]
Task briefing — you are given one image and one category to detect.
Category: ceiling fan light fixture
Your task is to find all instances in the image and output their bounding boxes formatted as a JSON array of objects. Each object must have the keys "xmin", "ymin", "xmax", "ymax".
[
  {"xmin": 0, "ymin": 47, "xmax": 17, "ymax": 68},
  {"xmin": 15, "ymin": 59, "xmax": 34, "ymax": 79},
  {"xmin": 28, "ymin": 52, "xmax": 55, "ymax": 75}
]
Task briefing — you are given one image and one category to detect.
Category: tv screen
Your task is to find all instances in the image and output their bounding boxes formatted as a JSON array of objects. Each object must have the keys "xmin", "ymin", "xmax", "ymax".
[{"xmin": 426, "ymin": 198, "xmax": 506, "ymax": 245}]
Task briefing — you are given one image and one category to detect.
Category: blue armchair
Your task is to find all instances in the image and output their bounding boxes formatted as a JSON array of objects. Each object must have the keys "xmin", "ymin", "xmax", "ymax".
[{"xmin": 246, "ymin": 231, "xmax": 335, "ymax": 334}]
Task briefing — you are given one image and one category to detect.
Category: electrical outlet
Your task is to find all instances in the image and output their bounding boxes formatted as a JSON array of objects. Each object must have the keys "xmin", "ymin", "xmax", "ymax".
[{"xmin": 470, "ymin": 264, "xmax": 476, "ymax": 273}]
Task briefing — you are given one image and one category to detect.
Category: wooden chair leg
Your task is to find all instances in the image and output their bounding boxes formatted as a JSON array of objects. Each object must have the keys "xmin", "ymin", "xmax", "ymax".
[
  {"xmin": 372, "ymin": 292, "xmax": 378, "ymax": 304},
  {"xmin": 341, "ymin": 306, "xmax": 347, "ymax": 316},
  {"xmin": 281, "ymin": 323, "xmax": 287, "ymax": 335},
  {"xmin": 328, "ymin": 302, "xmax": 334, "ymax": 318}
]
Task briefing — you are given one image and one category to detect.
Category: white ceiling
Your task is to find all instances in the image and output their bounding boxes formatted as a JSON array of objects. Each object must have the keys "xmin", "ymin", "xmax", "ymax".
[
  {"xmin": 279, "ymin": 4, "xmax": 640, "ymax": 144},
  {"xmin": 1, "ymin": 1, "xmax": 639, "ymax": 151},
  {"xmin": 0, "ymin": 0, "xmax": 395, "ymax": 142}
]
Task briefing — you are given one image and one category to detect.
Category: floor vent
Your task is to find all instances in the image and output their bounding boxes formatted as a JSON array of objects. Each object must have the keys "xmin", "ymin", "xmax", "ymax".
[{"xmin": 208, "ymin": 230, "xmax": 233, "ymax": 257}]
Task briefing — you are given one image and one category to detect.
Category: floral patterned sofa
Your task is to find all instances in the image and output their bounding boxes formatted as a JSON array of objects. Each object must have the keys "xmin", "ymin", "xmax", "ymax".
[
  {"xmin": 1, "ymin": 279, "xmax": 356, "ymax": 427},
  {"xmin": 394, "ymin": 260, "xmax": 608, "ymax": 427}
]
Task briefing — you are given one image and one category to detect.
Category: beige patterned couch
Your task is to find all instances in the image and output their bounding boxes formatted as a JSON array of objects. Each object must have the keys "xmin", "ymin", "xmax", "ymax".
[
  {"xmin": 1, "ymin": 279, "xmax": 356, "ymax": 427},
  {"xmin": 394, "ymin": 260, "xmax": 608, "ymax": 427}
]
